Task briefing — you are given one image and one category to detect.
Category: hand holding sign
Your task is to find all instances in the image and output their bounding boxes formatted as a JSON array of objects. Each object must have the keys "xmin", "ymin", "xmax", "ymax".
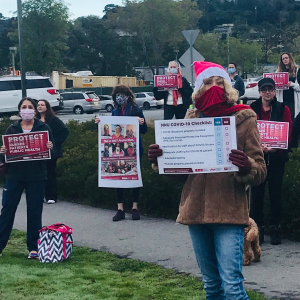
[
  {"xmin": 148, "ymin": 144, "xmax": 163, "ymax": 165},
  {"xmin": 229, "ymin": 150, "xmax": 251, "ymax": 176}
]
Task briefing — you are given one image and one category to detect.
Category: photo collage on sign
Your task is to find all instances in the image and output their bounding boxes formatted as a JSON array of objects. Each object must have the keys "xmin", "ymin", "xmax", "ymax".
[{"xmin": 100, "ymin": 123, "xmax": 138, "ymax": 178}]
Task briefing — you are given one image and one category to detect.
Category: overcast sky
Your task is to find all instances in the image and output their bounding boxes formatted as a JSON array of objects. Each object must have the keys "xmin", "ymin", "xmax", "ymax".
[{"xmin": 0, "ymin": 0, "xmax": 124, "ymax": 19}]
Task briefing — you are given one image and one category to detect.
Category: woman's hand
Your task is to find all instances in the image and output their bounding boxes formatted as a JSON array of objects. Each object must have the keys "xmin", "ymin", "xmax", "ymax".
[
  {"xmin": 262, "ymin": 144, "xmax": 277, "ymax": 153},
  {"xmin": 287, "ymin": 82, "xmax": 292, "ymax": 87},
  {"xmin": 95, "ymin": 116, "xmax": 100, "ymax": 124},
  {"xmin": 0, "ymin": 146, "xmax": 8, "ymax": 154},
  {"xmin": 148, "ymin": 144, "xmax": 163, "ymax": 165},
  {"xmin": 46, "ymin": 141, "xmax": 53, "ymax": 149},
  {"xmin": 229, "ymin": 149, "xmax": 251, "ymax": 176},
  {"xmin": 138, "ymin": 117, "xmax": 144, "ymax": 125}
]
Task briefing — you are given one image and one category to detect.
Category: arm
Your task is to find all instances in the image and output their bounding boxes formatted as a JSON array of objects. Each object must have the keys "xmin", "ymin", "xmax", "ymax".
[
  {"xmin": 234, "ymin": 119, "xmax": 266, "ymax": 186},
  {"xmin": 138, "ymin": 109, "xmax": 147, "ymax": 134},
  {"xmin": 153, "ymin": 87, "xmax": 168, "ymax": 100},
  {"xmin": 236, "ymin": 76, "xmax": 245, "ymax": 97},
  {"xmin": 290, "ymin": 68, "xmax": 300, "ymax": 91},
  {"xmin": 178, "ymin": 77, "xmax": 193, "ymax": 99},
  {"xmin": 291, "ymin": 110, "xmax": 300, "ymax": 148},
  {"xmin": 282, "ymin": 106, "xmax": 293, "ymax": 144},
  {"xmin": 52, "ymin": 117, "xmax": 69, "ymax": 145}
]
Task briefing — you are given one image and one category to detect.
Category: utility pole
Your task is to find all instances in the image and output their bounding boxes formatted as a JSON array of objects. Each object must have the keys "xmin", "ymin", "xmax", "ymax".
[{"xmin": 17, "ymin": 0, "xmax": 27, "ymax": 97}]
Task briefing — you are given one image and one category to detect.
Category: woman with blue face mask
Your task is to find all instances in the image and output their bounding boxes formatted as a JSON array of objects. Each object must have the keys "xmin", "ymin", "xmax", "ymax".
[
  {"xmin": 95, "ymin": 85, "xmax": 147, "ymax": 221},
  {"xmin": 153, "ymin": 61, "xmax": 193, "ymax": 120},
  {"xmin": 0, "ymin": 97, "xmax": 55, "ymax": 259}
]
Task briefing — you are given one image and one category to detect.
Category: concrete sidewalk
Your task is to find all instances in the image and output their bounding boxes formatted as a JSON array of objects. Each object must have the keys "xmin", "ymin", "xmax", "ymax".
[{"xmin": 10, "ymin": 194, "xmax": 300, "ymax": 300}]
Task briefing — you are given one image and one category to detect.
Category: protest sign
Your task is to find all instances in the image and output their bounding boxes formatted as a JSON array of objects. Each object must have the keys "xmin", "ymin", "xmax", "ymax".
[
  {"xmin": 155, "ymin": 117, "xmax": 239, "ymax": 174},
  {"xmin": 98, "ymin": 116, "xmax": 143, "ymax": 188},
  {"xmin": 3, "ymin": 131, "xmax": 51, "ymax": 162},
  {"xmin": 257, "ymin": 120, "xmax": 289, "ymax": 149},
  {"xmin": 263, "ymin": 72, "xmax": 289, "ymax": 90},
  {"xmin": 154, "ymin": 75, "xmax": 178, "ymax": 90}
]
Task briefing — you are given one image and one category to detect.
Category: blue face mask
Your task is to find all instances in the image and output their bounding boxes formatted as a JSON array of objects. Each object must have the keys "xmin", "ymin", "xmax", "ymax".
[
  {"xmin": 116, "ymin": 94, "xmax": 127, "ymax": 106},
  {"xmin": 228, "ymin": 68, "xmax": 236, "ymax": 74},
  {"xmin": 170, "ymin": 68, "xmax": 178, "ymax": 74}
]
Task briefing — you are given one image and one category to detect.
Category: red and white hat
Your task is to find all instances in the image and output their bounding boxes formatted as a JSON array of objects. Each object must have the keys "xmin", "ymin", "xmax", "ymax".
[{"xmin": 194, "ymin": 61, "xmax": 230, "ymax": 91}]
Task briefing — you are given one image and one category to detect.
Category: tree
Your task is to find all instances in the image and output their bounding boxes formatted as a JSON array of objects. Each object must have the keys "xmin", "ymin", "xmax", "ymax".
[
  {"xmin": 105, "ymin": 0, "xmax": 201, "ymax": 74},
  {"xmin": 19, "ymin": 0, "xmax": 70, "ymax": 74}
]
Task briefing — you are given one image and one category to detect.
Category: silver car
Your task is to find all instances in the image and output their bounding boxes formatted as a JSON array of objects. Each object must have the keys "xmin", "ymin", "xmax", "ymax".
[
  {"xmin": 99, "ymin": 95, "xmax": 114, "ymax": 112},
  {"xmin": 60, "ymin": 91, "xmax": 100, "ymax": 114},
  {"xmin": 134, "ymin": 92, "xmax": 160, "ymax": 109}
]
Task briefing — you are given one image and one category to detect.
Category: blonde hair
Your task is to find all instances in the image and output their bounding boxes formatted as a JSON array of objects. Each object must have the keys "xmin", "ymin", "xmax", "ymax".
[
  {"xmin": 276, "ymin": 52, "xmax": 299, "ymax": 77},
  {"xmin": 192, "ymin": 76, "xmax": 239, "ymax": 105},
  {"xmin": 167, "ymin": 61, "xmax": 181, "ymax": 73}
]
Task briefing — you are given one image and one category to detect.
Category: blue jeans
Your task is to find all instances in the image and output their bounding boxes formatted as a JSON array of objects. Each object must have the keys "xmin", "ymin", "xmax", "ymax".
[
  {"xmin": 189, "ymin": 224, "xmax": 249, "ymax": 300},
  {"xmin": 0, "ymin": 180, "xmax": 46, "ymax": 252}
]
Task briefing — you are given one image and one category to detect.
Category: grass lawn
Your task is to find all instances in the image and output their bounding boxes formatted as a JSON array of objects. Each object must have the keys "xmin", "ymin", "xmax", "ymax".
[{"xmin": 0, "ymin": 230, "xmax": 268, "ymax": 300}]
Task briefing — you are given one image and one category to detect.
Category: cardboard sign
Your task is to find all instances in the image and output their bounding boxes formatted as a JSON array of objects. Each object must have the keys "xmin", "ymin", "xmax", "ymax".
[
  {"xmin": 3, "ymin": 131, "xmax": 51, "ymax": 162},
  {"xmin": 263, "ymin": 72, "xmax": 289, "ymax": 90},
  {"xmin": 257, "ymin": 120, "xmax": 289, "ymax": 149},
  {"xmin": 154, "ymin": 75, "xmax": 178, "ymax": 90}
]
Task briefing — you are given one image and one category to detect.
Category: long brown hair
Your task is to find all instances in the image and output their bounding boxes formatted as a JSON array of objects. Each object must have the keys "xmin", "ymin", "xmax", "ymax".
[
  {"xmin": 276, "ymin": 52, "xmax": 299, "ymax": 77},
  {"xmin": 36, "ymin": 99, "xmax": 55, "ymax": 122},
  {"xmin": 111, "ymin": 85, "xmax": 135, "ymax": 107}
]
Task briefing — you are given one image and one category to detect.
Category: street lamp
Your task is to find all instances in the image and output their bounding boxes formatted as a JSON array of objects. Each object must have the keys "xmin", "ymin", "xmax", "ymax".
[
  {"xmin": 17, "ymin": 0, "xmax": 27, "ymax": 97},
  {"xmin": 9, "ymin": 47, "xmax": 17, "ymax": 76},
  {"xmin": 174, "ymin": 49, "xmax": 179, "ymax": 62},
  {"xmin": 222, "ymin": 24, "xmax": 234, "ymax": 65}
]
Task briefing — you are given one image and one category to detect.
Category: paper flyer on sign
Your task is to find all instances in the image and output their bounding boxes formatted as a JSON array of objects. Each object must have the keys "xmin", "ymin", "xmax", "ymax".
[
  {"xmin": 98, "ymin": 116, "xmax": 142, "ymax": 188},
  {"xmin": 3, "ymin": 131, "xmax": 51, "ymax": 163},
  {"xmin": 257, "ymin": 120, "xmax": 289, "ymax": 149},
  {"xmin": 155, "ymin": 117, "xmax": 239, "ymax": 174}
]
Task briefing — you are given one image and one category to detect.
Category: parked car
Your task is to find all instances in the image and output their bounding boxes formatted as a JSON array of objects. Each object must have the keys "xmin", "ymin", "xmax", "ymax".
[
  {"xmin": 0, "ymin": 76, "xmax": 61, "ymax": 116},
  {"xmin": 99, "ymin": 95, "xmax": 114, "ymax": 112},
  {"xmin": 240, "ymin": 75, "xmax": 262, "ymax": 103},
  {"xmin": 134, "ymin": 92, "xmax": 161, "ymax": 109},
  {"xmin": 60, "ymin": 91, "xmax": 100, "ymax": 114}
]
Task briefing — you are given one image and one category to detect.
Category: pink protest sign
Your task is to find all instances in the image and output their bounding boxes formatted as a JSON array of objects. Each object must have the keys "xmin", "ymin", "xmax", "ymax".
[
  {"xmin": 263, "ymin": 72, "xmax": 289, "ymax": 90},
  {"xmin": 257, "ymin": 120, "xmax": 289, "ymax": 149},
  {"xmin": 3, "ymin": 131, "xmax": 51, "ymax": 162},
  {"xmin": 154, "ymin": 75, "xmax": 178, "ymax": 90}
]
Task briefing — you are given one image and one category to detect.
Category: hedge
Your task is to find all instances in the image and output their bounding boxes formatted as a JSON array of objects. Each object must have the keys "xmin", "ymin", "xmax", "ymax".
[{"xmin": 0, "ymin": 118, "xmax": 300, "ymax": 239}]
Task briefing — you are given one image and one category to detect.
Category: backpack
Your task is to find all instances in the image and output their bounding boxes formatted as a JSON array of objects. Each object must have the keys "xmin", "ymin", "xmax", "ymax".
[{"xmin": 38, "ymin": 223, "xmax": 73, "ymax": 263}]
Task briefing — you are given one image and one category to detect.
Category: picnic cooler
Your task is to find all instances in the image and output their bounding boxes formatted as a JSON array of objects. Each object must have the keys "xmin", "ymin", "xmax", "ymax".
[{"xmin": 38, "ymin": 223, "xmax": 73, "ymax": 263}]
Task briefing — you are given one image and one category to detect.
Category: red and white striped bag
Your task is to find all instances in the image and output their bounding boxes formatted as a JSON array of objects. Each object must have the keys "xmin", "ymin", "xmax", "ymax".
[{"xmin": 38, "ymin": 223, "xmax": 73, "ymax": 263}]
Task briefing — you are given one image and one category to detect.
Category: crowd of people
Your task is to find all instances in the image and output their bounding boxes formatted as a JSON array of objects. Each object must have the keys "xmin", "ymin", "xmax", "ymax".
[{"xmin": 0, "ymin": 52, "xmax": 299, "ymax": 299}]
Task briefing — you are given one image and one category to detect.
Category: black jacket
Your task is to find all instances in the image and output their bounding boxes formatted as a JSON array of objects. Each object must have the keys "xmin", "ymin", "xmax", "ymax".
[
  {"xmin": 0, "ymin": 119, "xmax": 56, "ymax": 181},
  {"xmin": 45, "ymin": 116, "xmax": 69, "ymax": 158},
  {"xmin": 251, "ymin": 97, "xmax": 288, "ymax": 163},
  {"xmin": 232, "ymin": 74, "xmax": 245, "ymax": 97},
  {"xmin": 153, "ymin": 76, "xmax": 193, "ymax": 109}
]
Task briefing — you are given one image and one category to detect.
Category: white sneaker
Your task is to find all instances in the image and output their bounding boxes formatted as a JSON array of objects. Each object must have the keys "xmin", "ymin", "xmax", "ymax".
[{"xmin": 47, "ymin": 200, "xmax": 56, "ymax": 204}]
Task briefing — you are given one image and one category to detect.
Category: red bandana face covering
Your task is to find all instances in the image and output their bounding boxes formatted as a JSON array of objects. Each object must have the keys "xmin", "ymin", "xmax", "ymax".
[{"xmin": 194, "ymin": 85, "xmax": 249, "ymax": 117}]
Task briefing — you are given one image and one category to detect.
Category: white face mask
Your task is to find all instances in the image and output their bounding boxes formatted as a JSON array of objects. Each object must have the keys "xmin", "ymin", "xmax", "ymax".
[
  {"xmin": 20, "ymin": 109, "xmax": 35, "ymax": 121},
  {"xmin": 170, "ymin": 68, "xmax": 178, "ymax": 74}
]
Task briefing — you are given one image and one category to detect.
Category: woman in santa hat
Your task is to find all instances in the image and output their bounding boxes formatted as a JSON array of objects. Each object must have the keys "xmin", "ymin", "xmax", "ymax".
[{"xmin": 148, "ymin": 61, "xmax": 266, "ymax": 299}]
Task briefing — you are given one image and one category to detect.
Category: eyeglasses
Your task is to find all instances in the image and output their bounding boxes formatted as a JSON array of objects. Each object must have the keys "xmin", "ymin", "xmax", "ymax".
[{"xmin": 260, "ymin": 88, "xmax": 275, "ymax": 93}]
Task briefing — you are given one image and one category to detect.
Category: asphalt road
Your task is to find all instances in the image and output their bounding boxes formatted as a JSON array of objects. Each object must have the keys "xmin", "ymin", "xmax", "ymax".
[
  {"xmin": 57, "ymin": 107, "xmax": 164, "ymax": 124},
  {"xmin": 10, "ymin": 196, "xmax": 300, "ymax": 300}
]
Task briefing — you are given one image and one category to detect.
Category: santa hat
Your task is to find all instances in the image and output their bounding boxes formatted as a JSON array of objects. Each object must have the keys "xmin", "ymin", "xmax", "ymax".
[{"xmin": 194, "ymin": 61, "xmax": 231, "ymax": 91}]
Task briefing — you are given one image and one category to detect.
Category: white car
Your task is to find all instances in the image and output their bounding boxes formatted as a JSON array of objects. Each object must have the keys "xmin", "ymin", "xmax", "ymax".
[
  {"xmin": 0, "ymin": 76, "xmax": 61, "ymax": 116},
  {"xmin": 241, "ymin": 76, "xmax": 262, "ymax": 104},
  {"xmin": 134, "ymin": 92, "xmax": 161, "ymax": 109}
]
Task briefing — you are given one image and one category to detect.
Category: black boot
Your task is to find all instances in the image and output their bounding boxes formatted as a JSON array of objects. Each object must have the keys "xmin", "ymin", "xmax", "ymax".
[
  {"xmin": 258, "ymin": 226, "xmax": 264, "ymax": 245},
  {"xmin": 112, "ymin": 210, "xmax": 125, "ymax": 221},
  {"xmin": 270, "ymin": 225, "xmax": 281, "ymax": 245}
]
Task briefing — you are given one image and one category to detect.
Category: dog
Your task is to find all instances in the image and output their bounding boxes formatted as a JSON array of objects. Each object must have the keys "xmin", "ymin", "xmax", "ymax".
[{"xmin": 243, "ymin": 218, "xmax": 261, "ymax": 266}]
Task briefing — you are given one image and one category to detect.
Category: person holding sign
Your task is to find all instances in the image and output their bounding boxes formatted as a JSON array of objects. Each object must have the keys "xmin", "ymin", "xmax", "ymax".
[
  {"xmin": 276, "ymin": 52, "xmax": 300, "ymax": 119},
  {"xmin": 250, "ymin": 78, "xmax": 292, "ymax": 245},
  {"xmin": 0, "ymin": 98, "xmax": 55, "ymax": 259},
  {"xmin": 96, "ymin": 85, "xmax": 147, "ymax": 221},
  {"xmin": 149, "ymin": 61, "xmax": 266, "ymax": 300},
  {"xmin": 153, "ymin": 61, "xmax": 193, "ymax": 120}
]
